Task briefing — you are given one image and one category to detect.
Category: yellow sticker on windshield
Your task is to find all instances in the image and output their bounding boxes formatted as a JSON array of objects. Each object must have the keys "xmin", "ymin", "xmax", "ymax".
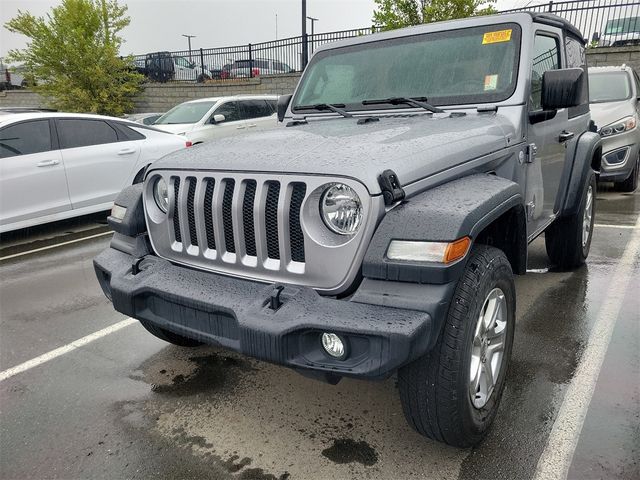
[{"xmin": 482, "ymin": 29, "xmax": 512, "ymax": 44}]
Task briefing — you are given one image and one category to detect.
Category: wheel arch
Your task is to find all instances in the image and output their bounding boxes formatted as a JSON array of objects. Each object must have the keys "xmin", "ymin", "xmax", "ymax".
[{"xmin": 362, "ymin": 173, "xmax": 527, "ymax": 284}]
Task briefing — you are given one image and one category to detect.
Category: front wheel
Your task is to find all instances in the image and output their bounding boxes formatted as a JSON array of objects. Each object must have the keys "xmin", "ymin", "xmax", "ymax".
[
  {"xmin": 545, "ymin": 171, "xmax": 596, "ymax": 270},
  {"xmin": 614, "ymin": 155, "xmax": 639, "ymax": 192},
  {"xmin": 398, "ymin": 245, "xmax": 515, "ymax": 447}
]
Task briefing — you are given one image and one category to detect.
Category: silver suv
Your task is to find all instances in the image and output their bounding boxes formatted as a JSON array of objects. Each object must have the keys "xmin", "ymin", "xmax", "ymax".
[
  {"xmin": 589, "ymin": 65, "xmax": 640, "ymax": 191},
  {"xmin": 95, "ymin": 13, "xmax": 601, "ymax": 447}
]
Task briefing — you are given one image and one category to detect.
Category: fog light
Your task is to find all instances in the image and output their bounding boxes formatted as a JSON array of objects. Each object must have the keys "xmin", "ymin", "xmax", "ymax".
[{"xmin": 321, "ymin": 332, "xmax": 346, "ymax": 359}]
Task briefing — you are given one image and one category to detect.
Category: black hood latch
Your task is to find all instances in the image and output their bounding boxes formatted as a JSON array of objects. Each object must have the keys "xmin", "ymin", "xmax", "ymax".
[{"xmin": 378, "ymin": 169, "xmax": 405, "ymax": 206}]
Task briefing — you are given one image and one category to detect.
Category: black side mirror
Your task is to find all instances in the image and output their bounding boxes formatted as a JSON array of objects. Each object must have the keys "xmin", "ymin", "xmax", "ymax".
[
  {"xmin": 592, "ymin": 32, "xmax": 600, "ymax": 43},
  {"xmin": 542, "ymin": 68, "xmax": 585, "ymax": 110},
  {"xmin": 277, "ymin": 94, "xmax": 293, "ymax": 122}
]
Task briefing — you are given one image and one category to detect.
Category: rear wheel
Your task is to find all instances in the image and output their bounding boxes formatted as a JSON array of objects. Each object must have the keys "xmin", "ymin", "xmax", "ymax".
[
  {"xmin": 398, "ymin": 246, "xmax": 515, "ymax": 447},
  {"xmin": 614, "ymin": 155, "xmax": 639, "ymax": 192},
  {"xmin": 138, "ymin": 319, "xmax": 202, "ymax": 347},
  {"xmin": 545, "ymin": 171, "xmax": 596, "ymax": 270}
]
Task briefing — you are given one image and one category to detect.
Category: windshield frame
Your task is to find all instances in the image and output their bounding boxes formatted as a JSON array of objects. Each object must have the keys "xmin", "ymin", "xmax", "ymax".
[
  {"xmin": 154, "ymin": 100, "xmax": 217, "ymax": 125},
  {"xmin": 588, "ymin": 71, "xmax": 633, "ymax": 104},
  {"xmin": 292, "ymin": 22, "xmax": 522, "ymax": 114}
]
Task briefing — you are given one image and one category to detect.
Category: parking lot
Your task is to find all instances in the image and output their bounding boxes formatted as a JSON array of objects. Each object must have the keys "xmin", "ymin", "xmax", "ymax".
[{"xmin": 0, "ymin": 184, "xmax": 637, "ymax": 480}]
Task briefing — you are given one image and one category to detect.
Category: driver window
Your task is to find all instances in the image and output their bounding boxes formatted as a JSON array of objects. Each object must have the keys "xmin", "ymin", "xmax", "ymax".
[
  {"xmin": 212, "ymin": 102, "xmax": 240, "ymax": 123},
  {"xmin": 531, "ymin": 34, "xmax": 560, "ymax": 111}
]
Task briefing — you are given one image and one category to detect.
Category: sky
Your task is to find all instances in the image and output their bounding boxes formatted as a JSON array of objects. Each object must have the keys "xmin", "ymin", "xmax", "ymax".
[{"xmin": 0, "ymin": 0, "xmax": 546, "ymax": 58}]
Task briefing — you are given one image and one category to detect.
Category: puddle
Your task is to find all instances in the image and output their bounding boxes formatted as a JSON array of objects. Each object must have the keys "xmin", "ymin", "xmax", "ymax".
[{"xmin": 321, "ymin": 438, "xmax": 379, "ymax": 466}]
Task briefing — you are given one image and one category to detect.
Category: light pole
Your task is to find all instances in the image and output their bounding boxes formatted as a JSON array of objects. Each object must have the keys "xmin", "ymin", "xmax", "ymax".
[
  {"xmin": 182, "ymin": 34, "xmax": 196, "ymax": 61},
  {"xmin": 306, "ymin": 16, "xmax": 318, "ymax": 37},
  {"xmin": 301, "ymin": 0, "xmax": 308, "ymax": 69}
]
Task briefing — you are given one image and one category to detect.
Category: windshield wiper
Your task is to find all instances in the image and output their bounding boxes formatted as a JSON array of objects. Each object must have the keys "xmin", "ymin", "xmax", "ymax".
[
  {"xmin": 295, "ymin": 103, "xmax": 353, "ymax": 118},
  {"xmin": 362, "ymin": 97, "xmax": 444, "ymax": 114}
]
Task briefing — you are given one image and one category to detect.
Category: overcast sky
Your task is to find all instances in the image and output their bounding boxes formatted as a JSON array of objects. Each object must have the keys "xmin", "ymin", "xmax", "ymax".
[{"xmin": 1, "ymin": 0, "xmax": 547, "ymax": 58}]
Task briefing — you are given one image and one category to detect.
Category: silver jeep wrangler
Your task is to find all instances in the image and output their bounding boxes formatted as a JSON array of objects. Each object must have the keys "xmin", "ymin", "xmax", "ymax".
[{"xmin": 95, "ymin": 12, "xmax": 601, "ymax": 447}]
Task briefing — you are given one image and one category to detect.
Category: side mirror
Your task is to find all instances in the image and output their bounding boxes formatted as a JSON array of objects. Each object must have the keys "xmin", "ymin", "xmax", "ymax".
[
  {"xmin": 542, "ymin": 68, "xmax": 585, "ymax": 110},
  {"xmin": 211, "ymin": 114, "xmax": 225, "ymax": 124},
  {"xmin": 592, "ymin": 32, "xmax": 600, "ymax": 43},
  {"xmin": 277, "ymin": 94, "xmax": 293, "ymax": 122}
]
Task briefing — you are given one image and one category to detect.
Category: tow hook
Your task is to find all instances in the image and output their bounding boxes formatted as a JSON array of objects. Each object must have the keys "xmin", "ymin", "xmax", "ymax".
[
  {"xmin": 131, "ymin": 256, "xmax": 145, "ymax": 275},
  {"xmin": 269, "ymin": 285, "xmax": 285, "ymax": 311}
]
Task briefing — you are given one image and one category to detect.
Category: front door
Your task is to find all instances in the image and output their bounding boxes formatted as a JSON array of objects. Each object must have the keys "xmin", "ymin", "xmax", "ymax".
[
  {"xmin": 526, "ymin": 31, "xmax": 567, "ymax": 237},
  {"xmin": 199, "ymin": 101, "xmax": 248, "ymax": 140}
]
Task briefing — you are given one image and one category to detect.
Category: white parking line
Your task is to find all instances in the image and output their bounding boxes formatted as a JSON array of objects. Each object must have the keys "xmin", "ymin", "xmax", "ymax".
[
  {"xmin": 534, "ymin": 214, "xmax": 640, "ymax": 480},
  {"xmin": 0, "ymin": 231, "xmax": 113, "ymax": 261},
  {"xmin": 594, "ymin": 223, "xmax": 638, "ymax": 229},
  {"xmin": 0, "ymin": 318, "xmax": 136, "ymax": 382}
]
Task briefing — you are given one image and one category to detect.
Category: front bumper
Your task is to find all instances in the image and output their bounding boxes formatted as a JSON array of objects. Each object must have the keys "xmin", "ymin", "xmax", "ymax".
[
  {"xmin": 598, "ymin": 131, "xmax": 639, "ymax": 182},
  {"xmin": 95, "ymin": 247, "xmax": 445, "ymax": 379}
]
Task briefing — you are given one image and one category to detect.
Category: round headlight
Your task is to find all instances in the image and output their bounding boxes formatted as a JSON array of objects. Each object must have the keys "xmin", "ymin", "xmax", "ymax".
[
  {"xmin": 320, "ymin": 183, "xmax": 363, "ymax": 235},
  {"xmin": 153, "ymin": 177, "xmax": 169, "ymax": 213}
]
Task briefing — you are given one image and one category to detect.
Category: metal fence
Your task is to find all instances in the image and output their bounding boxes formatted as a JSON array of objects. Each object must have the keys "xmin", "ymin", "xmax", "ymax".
[
  {"xmin": 131, "ymin": 27, "xmax": 379, "ymax": 83},
  {"xmin": 503, "ymin": 0, "xmax": 640, "ymax": 47},
  {"xmin": 132, "ymin": 1, "xmax": 640, "ymax": 83}
]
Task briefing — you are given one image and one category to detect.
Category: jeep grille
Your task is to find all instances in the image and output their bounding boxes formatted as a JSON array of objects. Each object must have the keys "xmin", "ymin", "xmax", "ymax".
[{"xmin": 144, "ymin": 171, "xmax": 381, "ymax": 294}]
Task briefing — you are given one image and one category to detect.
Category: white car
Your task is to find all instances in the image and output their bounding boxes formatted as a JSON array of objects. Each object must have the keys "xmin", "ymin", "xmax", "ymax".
[
  {"xmin": 153, "ymin": 95, "xmax": 278, "ymax": 144},
  {"xmin": 0, "ymin": 112, "xmax": 191, "ymax": 233}
]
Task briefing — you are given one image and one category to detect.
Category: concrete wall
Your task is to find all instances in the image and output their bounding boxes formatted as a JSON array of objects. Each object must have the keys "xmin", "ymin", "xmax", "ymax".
[
  {"xmin": 0, "ymin": 73, "xmax": 301, "ymax": 113},
  {"xmin": 586, "ymin": 46, "xmax": 640, "ymax": 71},
  {"xmin": 133, "ymin": 73, "xmax": 301, "ymax": 113},
  {"xmin": 1, "ymin": 47, "xmax": 639, "ymax": 113}
]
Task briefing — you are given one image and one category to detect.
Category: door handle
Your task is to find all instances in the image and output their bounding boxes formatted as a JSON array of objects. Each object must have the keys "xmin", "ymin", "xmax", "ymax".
[
  {"xmin": 558, "ymin": 131, "xmax": 575, "ymax": 143},
  {"xmin": 247, "ymin": 124, "xmax": 257, "ymax": 128},
  {"xmin": 236, "ymin": 126, "xmax": 246, "ymax": 130},
  {"xmin": 117, "ymin": 148, "xmax": 136, "ymax": 155},
  {"xmin": 36, "ymin": 159, "xmax": 60, "ymax": 167}
]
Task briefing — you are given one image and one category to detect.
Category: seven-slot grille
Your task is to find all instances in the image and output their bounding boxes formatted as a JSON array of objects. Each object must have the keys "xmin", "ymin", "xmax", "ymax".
[{"xmin": 169, "ymin": 174, "xmax": 307, "ymax": 265}]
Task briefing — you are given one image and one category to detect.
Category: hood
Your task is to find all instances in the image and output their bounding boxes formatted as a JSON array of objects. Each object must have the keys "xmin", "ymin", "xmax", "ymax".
[
  {"xmin": 153, "ymin": 123, "xmax": 196, "ymax": 135},
  {"xmin": 590, "ymin": 101, "xmax": 635, "ymax": 130},
  {"xmin": 151, "ymin": 113, "xmax": 514, "ymax": 195}
]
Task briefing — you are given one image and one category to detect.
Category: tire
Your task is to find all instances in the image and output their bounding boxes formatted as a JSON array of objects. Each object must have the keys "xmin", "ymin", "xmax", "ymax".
[
  {"xmin": 138, "ymin": 319, "xmax": 202, "ymax": 347},
  {"xmin": 614, "ymin": 155, "xmax": 639, "ymax": 193},
  {"xmin": 398, "ymin": 246, "xmax": 515, "ymax": 447},
  {"xmin": 545, "ymin": 171, "xmax": 596, "ymax": 270}
]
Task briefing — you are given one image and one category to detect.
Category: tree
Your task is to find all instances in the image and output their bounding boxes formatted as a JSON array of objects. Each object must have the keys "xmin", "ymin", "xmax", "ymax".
[
  {"xmin": 373, "ymin": 0, "xmax": 497, "ymax": 31},
  {"xmin": 4, "ymin": 0, "xmax": 143, "ymax": 116}
]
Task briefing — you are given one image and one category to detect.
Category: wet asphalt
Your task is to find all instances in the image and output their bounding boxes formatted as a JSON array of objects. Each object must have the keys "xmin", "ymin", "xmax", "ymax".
[{"xmin": 0, "ymin": 186, "xmax": 638, "ymax": 480}]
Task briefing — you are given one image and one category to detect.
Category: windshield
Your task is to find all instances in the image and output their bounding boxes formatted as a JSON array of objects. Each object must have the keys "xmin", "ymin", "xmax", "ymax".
[
  {"xmin": 604, "ymin": 17, "xmax": 640, "ymax": 35},
  {"xmin": 589, "ymin": 72, "xmax": 632, "ymax": 103},
  {"xmin": 155, "ymin": 101, "xmax": 216, "ymax": 125},
  {"xmin": 293, "ymin": 23, "xmax": 521, "ymax": 112}
]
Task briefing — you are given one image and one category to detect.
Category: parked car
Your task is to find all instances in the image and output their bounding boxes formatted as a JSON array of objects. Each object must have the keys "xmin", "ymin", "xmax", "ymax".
[
  {"xmin": 125, "ymin": 112, "xmax": 164, "ymax": 126},
  {"xmin": 208, "ymin": 61, "xmax": 233, "ymax": 79},
  {"xmin": 0, "ymin": 112, "xmax": 191, "ymax": 233},
  {"xmin": 595, "ymin": 16, "xmax": 640, "ymax": 47},
  {"xmin": 589, "ymin": 65, "xmax": 640, "ymax": 191},
  {"xmin": 95, "ymin": 13, "xmax": 600, "ymax": 447},
  {"xmin": 153, "ymin": 95, "xmax": 277, "ymax": 143},
  {"xmin": 0, "ymin": 61, "xmax": 26, "ymax": 90},
  {"xmin": 228, "ymin": 58, "xmax": 294, "ymax": 78},
  {"xmin": 144, "ymin": 52, "xmax": 198, "ymax": 82}
]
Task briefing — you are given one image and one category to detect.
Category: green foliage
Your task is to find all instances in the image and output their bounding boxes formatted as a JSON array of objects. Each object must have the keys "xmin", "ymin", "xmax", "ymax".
[
  {"xmin": 373, "ymin": 0, "xmax": 497, "ymax": 31},
  {"xmin": 4, "ymin": 0, "xmax": 143, "ymax": 116}
]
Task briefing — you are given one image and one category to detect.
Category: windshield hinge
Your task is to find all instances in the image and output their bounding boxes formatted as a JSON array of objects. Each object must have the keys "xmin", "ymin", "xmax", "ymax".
[
  {"xmin": 378, "ymin": 169, "xmax": 405, "ymax": 206},
  {"xmin": 526, "ymin": 143, "xmax": 537, "ymax": 164}
]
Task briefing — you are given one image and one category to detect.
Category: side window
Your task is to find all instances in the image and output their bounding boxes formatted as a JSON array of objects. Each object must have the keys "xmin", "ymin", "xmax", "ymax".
[
  {"xmin": 0, "ymin": 120, "xmax": 52, "ymax": 158},
  {"xmin": 58, "ymin": 119, "xmax": 118, "ymax": 149},
  {"xmin": 266, "ymin": 99, "xmax": 277, "ymax": 113},
  {"xmin": 240, "ymin": 100, "xmax": 273, "ymax": 119},
  {"xmin": 213, "ymin": 102, "xmax": 240, "ymax": 123},
  {"xmin": 531, "ymin": 34, "xmax": 560, "ymax": 111}
]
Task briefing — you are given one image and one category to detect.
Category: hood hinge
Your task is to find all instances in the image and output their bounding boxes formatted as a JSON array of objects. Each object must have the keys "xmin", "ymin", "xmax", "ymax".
[{"xmin": 378, "ymin": 169, "xmax": 405, "ymax": 205}]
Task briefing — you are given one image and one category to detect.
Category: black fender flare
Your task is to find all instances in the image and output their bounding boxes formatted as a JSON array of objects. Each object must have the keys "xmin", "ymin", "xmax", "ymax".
[
  {"xmin": 555, "ymin": 131, "xmax": 601, "ymax": 217},
  {"xmin": 362, "ymin": 173, "xmax": 526, "ymax": 284}
]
